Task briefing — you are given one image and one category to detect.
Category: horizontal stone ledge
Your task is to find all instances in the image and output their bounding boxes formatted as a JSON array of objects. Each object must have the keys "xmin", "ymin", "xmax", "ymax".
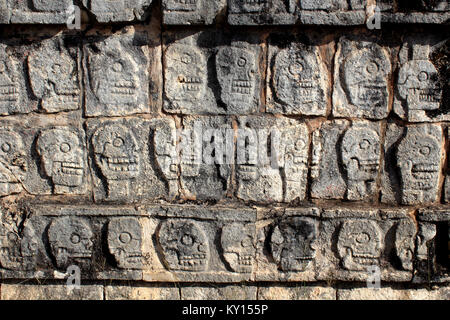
[{"xmin": 0, "ymin": 204, "xmax": 448, "ymax": 283}]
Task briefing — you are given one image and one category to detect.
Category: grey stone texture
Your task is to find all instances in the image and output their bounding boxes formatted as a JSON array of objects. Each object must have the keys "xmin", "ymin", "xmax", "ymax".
[
  {"xmin": 82, "ymin": 0, "xmax": 154, "ymax": 22},
  {"xmin": 227, "ymin": 0, "xmax": 298, "ymax": 25},
  {"xmin": 162, "ymin": 0, "xmax": 226, "ymax": 25},
  {"xmin": 163, "ymin": 30, "xmax": 263, "ymax": 115},
  {"xmin": 333, "ymin": 36, "xmax": 392, "ymax": 119}
]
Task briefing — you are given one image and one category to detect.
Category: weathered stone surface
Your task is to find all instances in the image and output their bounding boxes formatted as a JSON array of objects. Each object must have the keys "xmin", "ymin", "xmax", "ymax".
[
  {"xmin": 163, "ymin": 31, "xmax": 263, "ymax": 114},
  {"xmin": 0, "ymin": 43, "xmax": 33, "ymax": 115},
  {"xmin": 181, "ymin": 285, "xmax": 257, "ymax": 300},
  {"xmin": 394, "ymin": 36, "xmax": 448, "ymax": 122},
  {"xmin": 381, "ymin": 123, "xmax": 443, "ymax": 205},
  {"xmin": 316, "ymin": 208, "xmax": 414, "ymax": 282},
  {"xmin": 88, "ymin": 117, "xmax": 177, "ymax": 202},
  {"xmin": 236, "ymin": 116, "xmax": 309, "ymax": 203},
  {"xmin": 337, "ymin": 286, "xmax": 450, "ymax": 300},
  {"xmin": 179, "ymin": 116, "xmax": 232, "ymax": 200},
  {"xmin": 298, "ymin": 0, "xmax": 366, "ymax": 25},
  {"xmin": 83, "ymin": 28, "xmax": 150, "ymax": 117},
  {"xmin": 267, "ymin": 34, "xmax": 329, "ymax": 115},
  {"xmin": 8, "ymin": 0, "xmax": 73, "ymax": 24},
  {"xmin": 333, "ymin": 37, "xmax": 391, "ymax": 119},
  {"xmin": 258, "ymin": 285, "xmax": 336, "ymax": 300},
  {"xmin": 228, "ymin": 0, "xmax": 297, "ymax": 25},
  {"xmin": 1, "ymin": 284, "xmax": 104, "ymax": 300},
  {"xmin": 105, "ymin": 284, "xmax": 180, "ymax": 300},
  {"xmin": 162, "ymin": 0, "xmax": 225, "ymax": 25},
  {"xmin": 83, "ymin": 0, "xmax": 153, "ymax": 22},
  {"xmin": 311, "ymin": 120, "xmax": 382, "ymax": 201},
  {"xmin": 221, "ymin": 222, "xmax": 256, "ymax": 273},
  {"xmin": 28, "ymin": 37, "xmax": 81, "ymax": 113},
  {"xmin": 0, "ymin": 128, "xmax": 27, "ymax": 196}
]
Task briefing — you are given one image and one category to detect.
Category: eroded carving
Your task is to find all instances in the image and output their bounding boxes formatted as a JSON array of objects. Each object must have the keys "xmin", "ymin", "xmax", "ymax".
[
  {"xmin": 0, "ymin": 221, "xmax": 38, "ymax": 270},
  {"xmin": 0, "ymin": 129, "xmax": 27, "ymax": 196},
  {"xmin": 272, "ymin": 43, "xmax": 326, "ymax": 115},
  {"xmin": 32, "ymin": 0, "xmax": 72, "ymax": 12},
  {"xmin": 221, "ymin": 223, "xmax": 256, "ymax": 273},
  {"xmin": 270, "ymin": 217, "xmax": 318, "ymax": 271},
  {"xmin": 337, "ymin": 220, "xmax": 383, "ymax": 271},
  {"xmin": 216, "ymin": 46, "xmax": 257, "ymax": 113},
  {"xmin": 92, "ymin": 122, "xmax": 140, "ymax": 200},
  {"xmin": 395, "ymin": 219, "xmax": 417, "ymax": 271},
  {"xmin": 341, "ymin": 126, "xmax": 381, "ymax": 200},
  {"xmin": 0, "ymin": 46, "xmax": 21, "ymax": 115},
  {"xmin": 107, "ymin": 217, "xmax": 142, "ymax": 269},
  {"xmin": 396, "ymin": 125, "xmax": 442, "ymax": 205},
  {"xmin": 158, "ymin": 219, "xmax": 209, "ymax": 271},
  {"xmin": 28, "ymin": 40, "xmax": 80, "ymax": 113},
  {"xmin": 48, "ymin": 217, "xmax": 94, "ymax": 269}
]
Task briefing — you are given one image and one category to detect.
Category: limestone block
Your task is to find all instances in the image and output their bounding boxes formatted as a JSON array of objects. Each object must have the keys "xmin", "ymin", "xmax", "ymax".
[
  {"xmin": 162, "ymin": 0, "xmax": 226, "ymax": 25},
  {"xmin": 381, "ymin": 123, "xmax": 443, "ymax": 205},
  {"xmin": 258, "ymin": 285, "xmax": 336, "ymax": 300},
  {"xmin": 228, "ymin": 0, "xmax": 298, "ymax": 25},
  {"xmin": 236, "ymin": 116, "xmax": 309, "ymax": 203},
  {"xmin": 311, "ymin": 120, "xmax": 382, "ymax": 201},
  {"xmin": 163, "ymin": 30, "xmax": 263, "ymax": 115},
  {"xmin": 82, "ymin": 0, "xmax": 153, "ymax": 22},
  {"xmin": 87, "ymin": 117, "xmax": 178, "ymax": 202},
  {"xmin": 8, "ymin": 0, "xmax": 73, "ymax": 24},
  {"xmin": 1, "ymin": 284, "xmax": 104, "ymax": 300},
  {"xmin": 298, "ymin": 0, "xmax": 366, "ymax": 25},
  {"xmin": 333, "ymin": 36, "xmax": 392, "ymax": 119},
  {"xmin": 83, "ymin": 27, "xmax": 151, "ymax": 116},
  {"xmin": 105, "ymin": 284, "xmax": 180, "ymax": 300},
  {"xmin": 267, "ymin": 34, "xmax": 329, "ymax": 116},
  {"xmin": 338, "ymin": 286, "xmax": 450, "ymax": 300},
  {"xmin": 181, "ymin": 285, "xmax": 257, "ymax": 300}
]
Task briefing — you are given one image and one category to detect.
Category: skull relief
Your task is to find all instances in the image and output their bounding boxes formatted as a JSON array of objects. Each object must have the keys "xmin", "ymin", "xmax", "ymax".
[
  {"xmin": 395, "ymin": 219, "xmax": 416, "ymax": 271},
  {"xmin": 48, "ymin": 217, "xmax": 94, "ymax": 269},
  {"xmin": 230, "ymin": 0, "xmax": 269, "ymax": 12},
  {"xmin": 270, "ymin": 217, "xmax": 318, "ymax": 271},
  {"xmin": 158, "ymin": 219, "xmax": 209, "ymax": 271},
  {"xmin": 273, "ymin": 45, "xmax": 324, "ymax": 113},
  {"xmin": 341, "ymin": 126, "xmax": 380, "ymax": 200},
  {"xmin": 396, "ymin": 127, "xmax": 441, "ymax": 205},
  {"xmin": 398, "ymin": 60, "xmax": 442, "ymax": 112},
  {"xmin": 337, "ymin": 220, "xmax": 383, "ymax": 271},
  {"xmin": 28, "ymin": 45, "xmax": 80, "ymax": 112},
  {"xmin": 37, "ymin": 128, "xmax": 85, "ymax": 194},
  {"xmin": 343, "ymin": 47, "xmax": 390, "ymax": 111},
  {"xmin": 164, "ymin": 44, "xmax": 207, "ymax": 109},
  {"xmin": 216, "ymin": 46, "xmax": 256, "ymax": 113},
  {"xmin": 165, "ymin": 0, "xmax": 200, "ymax": 11},
  {"xmin": 221, "ymin": 223, "xmax": 256, "ymax": 273},
  {"xmin": 107, "ymin": 217, "xmax": 142, "ymax": 269},
  {"xmin": 0, "ymin": 129, "xmax": 27, "ymax": 196},
  {"xmin": 88, "ymin": 43, "xmax": 139, "ymax": 108},
  {"xmin": 0, "ymin": 222, "xmax": 38, "ymax": 271},
  {"xmin": 32, "ymin": 0, "xmax": 72, "ymax": 12},
  {"xmin": 0, "ymin": 53, "xmax": 20, "ymax": 114}
]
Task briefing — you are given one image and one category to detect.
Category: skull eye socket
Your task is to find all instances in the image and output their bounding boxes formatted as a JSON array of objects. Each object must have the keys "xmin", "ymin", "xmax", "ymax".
[
  {"xmin": 366, "ymin": 61, "xmax": 379, "ymax": 74},
  {"xmin": 113, "ymin": 137, "xmax": 124, "ymax": 148},
  {"xmin": 359, "ymin": 139, "xmax": 370, "ymax": 150},
  {"xmin": 354, "ymin": 232, "xmax": 370, "ymax": 244},
  {"xmin": 112, "ymin": 62, "xmax": 123, "ymax": 73},
  {"xmin": 295, "ymin": 139, "xmax": 306, "ymax": 151},
  {"xmin": 70, "ymin": 233, "xmax": 81, "ymax": 244},
  {"xmin": 181, "ymin": 234, "xmax": 194, "ymax": 246},
  {"xmin": 241, "ymin": 236, "xmax": 252, "ymax": 248},
  {"xmin": 181, "ymin": 53, "xmax": 193, "ymax": 64},
  {"xmin": 119, "ymin": 232, "xmax": 132, "ymax": 244},
  {"xmin": 52, "ymin": 63, "xmax": 62, "ymax": 74},
  {"xmin": 1, "ymin": 142, "xmax": 11, "ymax": 153},
  {"xmin": 418, "ymin": 71, "xmax": 429, "ymax": 82},
  {"xmin": 237, "ymin": 57, "xmax": 247, "ymax": 67},
  {"xmin": 289, "ymin": 62, "xmax": 304, "ymax": 76},
  {"xmin": 419, "ymin": 146, "xmax": 431, "ymax": 155},
  {"xmin": 60, "ymin": 143, "xmax": 71, "ymax": 153}
]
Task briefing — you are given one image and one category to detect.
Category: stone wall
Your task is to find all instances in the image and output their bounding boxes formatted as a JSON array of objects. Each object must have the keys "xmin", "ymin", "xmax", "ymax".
[{"xmin": 0, "ymin": 0, "xmax": 449, "ymax": 300}]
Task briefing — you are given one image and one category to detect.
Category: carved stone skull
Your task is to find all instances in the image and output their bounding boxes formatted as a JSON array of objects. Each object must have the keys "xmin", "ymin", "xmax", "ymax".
[
  {"xmin": 395, "ymin": 219, "xmax": 416, "ymax": 271},
  {"xmin": 32, "ymin": 0, "xmax": 72, "ymax": 12},
  {"xmin": 37, "ymin": 128, "xmax": 85, "ymax": 194},
  {"xmin": 0, "ymin": 222, "xmax": 38, "ymax": 271},
  {"xmin": 337, "ymin": 220, "xmax": 383, "ymax": 271},
  {"xmin": 165, "ymin": 0, "xmax": 200, "ymax": 12},
  {"xmin": 216, "ymin": 46, "xmax": 256, "ymax": 112},
  {"xmin": 92, "ymin": 123, "xmax": 140, "ymax": 181},
  {"xmin": 158, "ymin": 219, "xmax": 209, "ymax": 271},
  {"xmin": 107, "ymin": 217, "xmax": 142, "ymax": 269},
  {"xmin": 270, "ymin": 217, "xmax": 318, "ymax": 271},
  {"xmin": 221, "ymin": 223, "xmax": 256, "ymax": 273},
  {"xmin": 0, "ymin": 55, "xmax": 19, "ymax": 112},
  {"xmin": 343, "ymin": 47, "xmax": 390, "ymax": 110},
  {"xmin": 396, "ymin": 127, "xmax": 441, "ymax": 205},
  {"xmin": 341, "ymin": 127, "xmax": 380, "ymax": 200},
  {"xmin": 164, "ymin": 44, "xmax": 207, "ymax": 109},
  {"xmin": 48, "ymin": 217, "xmax": 94, "ymax": 269},
  {"xmin": 229, "ymin": 0, "xmax": 269, "ymax": 12},
  {"xmin": 398, "ymin": 60, "xmax": 442, "ymax": 111},
  {"xmin": 0, "ymin": 129, "xmax": 27, "ymax": 196}
]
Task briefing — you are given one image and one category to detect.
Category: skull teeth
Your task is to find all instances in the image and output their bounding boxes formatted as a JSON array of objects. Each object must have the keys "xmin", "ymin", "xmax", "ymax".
[
  {"xmin": 412, "ymin": 163, "xmax": 439, "ymax": 173},
  {"xmin": 238, "ymin": 255, "xmax": 253, "ymax": 266},
  {"xmin": 182, "ymin": 84, "xmax": 201, "ymax": 92},
  {"xmin": 0, "ymin": 85, "xmax": 19, "ymax": 101},
  {"xmin": 57, "ymin": 162, "xmax": 83, "ymax": 176},
  {"xmin": 106, "ymin": 157, "xmax": 138, "ymax": 172},
  {"xmin": 408, "ymin": 88, "xmax": 441, "ymax": 102},
  {"xmin": 232, "ymin": 80, "xmax": 252, "ymax": 94}
]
